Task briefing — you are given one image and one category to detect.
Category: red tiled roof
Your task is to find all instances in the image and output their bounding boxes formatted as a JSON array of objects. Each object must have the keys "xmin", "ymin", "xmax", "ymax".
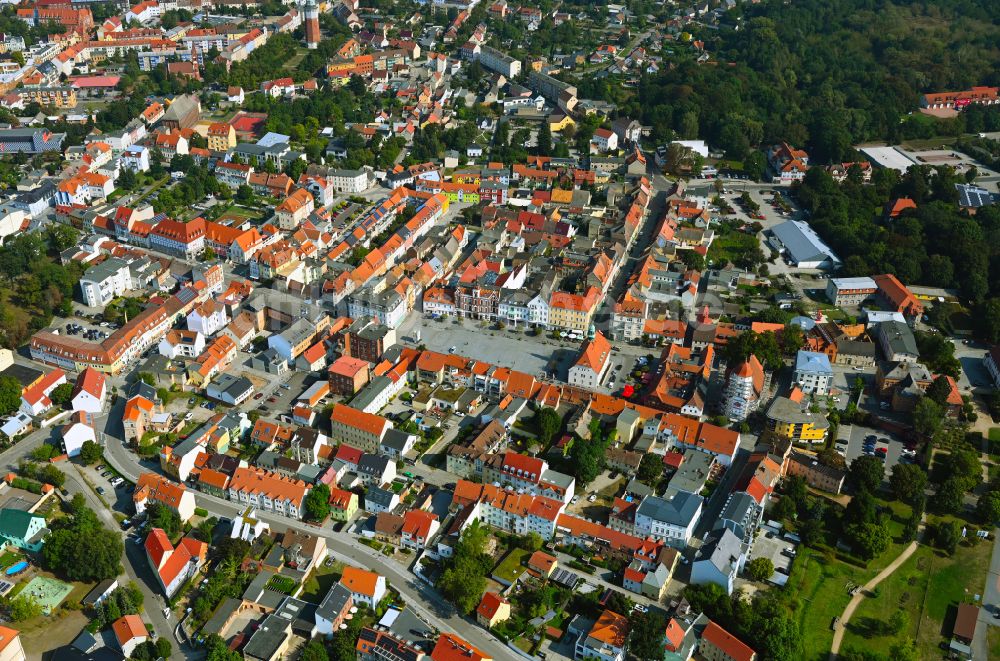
[{"xmin": 701, "ymin": 621, "xmax": 755, "ymax": 661}]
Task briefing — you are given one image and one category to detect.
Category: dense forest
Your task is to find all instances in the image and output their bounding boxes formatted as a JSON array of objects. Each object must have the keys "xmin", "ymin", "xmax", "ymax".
[{"xmin": 633, "ymin": 0, "xmax": 1000, "ymax": 162}]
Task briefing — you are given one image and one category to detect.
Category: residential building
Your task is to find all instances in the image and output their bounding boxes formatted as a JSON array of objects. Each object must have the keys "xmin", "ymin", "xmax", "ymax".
[
  {"xmin": 765, "ymin": 389, "xmax": 829, "ymax": 444},
  {"xmin": 0, "ymin": 626, "xmax": 24, "ymax": 661},
  {"xmin": 329, "ymin": 404, "xmax": 391, "ymax": 452},
  {"xmin": 339, "ymin": 566, "xmax": 386, "ymax": 608},
  {"xmin": 793, "ymin": 350, "xmax": 834, "ymax": 395},
  {"xmin": 431, "ymin": 633, "xmax": 491, "ymax": 661},
  {"xmin": 690, "ymin": 528, "xmax": 744, "ymax": 595},
  {"xmin": 876, "ymin": 320, "xmax": 919, "ymax": 363},
  {"xmin": 573, "ymin": 610, "xmax": 628, "ymax": 661},
  {"xmin": 207, "ymin": 122, "xmax": 236, "ymax": 152},
  {"xmin": 826, "ymin": 277, "xmax": 877, "ymax": 307},
  {"xmin": 71, "ymin": 367, "xmax": 106, "ymax": 414},
  {"xmin": 401, "ymin": 509, "xmax": 440, "ymax": 550},
  {"xmin": 133, "ymin": 473, "xmax": 197, "ymax": 522},
  {"xmin": 633, "ymin": 491, "xmax": 703, "ymax": 548},
  {"xmin": 476, "ymin": 592, "xmax": 511, "ymax": 629},
  {"xmin": 228, "ymin": 467, "xmax": 309, "ymax": 519},
  {"xmin": 112, "ymin": 615, "xmax": 148, "ymax": 659},
  {"xmin": 985, "ymin": 346, "xmax": 1000, "ymax": 388},
  {"xmin": 315, "ymin": 583, "xmax": 353, "ymax": 636},
  {"xmin": 357, "ymin": 453, "xmax": 395, "ymax": 487},
  {"xmin": 873, "ymin": 273, "xmax": 923, "ymax": 321},
  {"xmin": 328, "ymin": 488, "xmax": 358, "ymax": 522},
  {"xmin": 329, "ymin": 169, "xmax": 369, "ymax": 193},
  {"xmin": 328, "ymin": 355, "xmax": 371, "ymax": 395},
  {"xmin": 275, "ymin": 188, "xmax": 315, "ymax": 230},
  {"xmin": 568, "ymin": 330, "xmax": 611, "ymax": 388},
  {"xmin": 0, "ymin": 509, "xmax": 47, "ymax": 552},
  {"xmin": 79, "ymin": 256, "xmax": 132, "ymax": 307},
  {"xmin": 20, "ymin": 368, "xmax": 66, "ymax": 416},
  {"xmin": 699, "ymin": 621, "xmax": 757, "ymax": 661},
  {"xmin": 144, "ymin": 529, "xmax": 207, "ymax": 598},
  {"xmin": 783, "ymin": 450, "xmax": 846, "ymax": 494}
]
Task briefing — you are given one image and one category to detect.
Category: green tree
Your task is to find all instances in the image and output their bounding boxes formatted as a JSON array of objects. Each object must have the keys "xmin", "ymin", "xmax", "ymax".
[
  {"xmin": 929, "ymin": 519, "xmax": 960, "ymax": 554},
  {"xmin": 0, "ymin": 376, "xmax": 22, "ymax": 415},
  {"xmin": 745, "ymin": 556, "xmax": 774, "ymax": 581},
  {"xmin": 8, "ymin": 594, "xmax": 42, "ymax": 621},
  {"xmin": 535, "ymin": 407, "xmax": 561, "ymax": 445},
  {"xmin": 148, "ymin": 503, "xmax": 182, "ymax": 539},
  {"xmin": 976, "ymin": 489, "xmax": 1000, "ymax": 524},
  {"xmin": 925, "ymin": 375, "xmax": 954, "ymax": 407},
  {"xmin": 49, "ymin": 382, "xmax": 73, "ymax": 407},
  {"xmin": 301, "ymin": 640, "xmax": 329, "ymax": 661},
  {"xmin": 888, "ymin": 463, "xmax": 927, "ymax": 505},
  {"xmin": 637, "ymin": 453, "xmax": 664, "ymax": 485},
  {"xmin": 849, "ymin": 522, "xmax": 891, "ymax": 560},
  {"xmin": 849, "ymin": 456, "xmax": 884, "ymax": 493},
  {"xmin": 536, "ymin": 121, "xmax": 552, "ymax": 156},
  {"xmin": 205, "ymin": 634, "xmax": 243, "ymax": 661},
  {"xmin": 629, "ymin": 610, "xmax": 668, "ymax": 660},
  {"xmin": 303, "ymin": 483, "xmax": 331, "ymax": 522},
  {"xmin": 932, "ymin": 477, "xmax": 965, "ymax": 514},
  {"xmin": 79, "ymin": 440, "xmax": 102, "ymax": 465},
  {"xmin": 438, "ymin": 523, "xmax": 489, "ymax": 614}
]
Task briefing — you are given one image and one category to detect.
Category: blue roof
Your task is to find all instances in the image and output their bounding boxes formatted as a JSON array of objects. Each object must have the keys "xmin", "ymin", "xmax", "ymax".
[{"xmin": 794, "ymin": 350, "xmax": 833, "ymax": 374}]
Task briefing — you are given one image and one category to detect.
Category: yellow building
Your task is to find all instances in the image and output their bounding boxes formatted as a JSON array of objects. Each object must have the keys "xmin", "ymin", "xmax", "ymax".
[
  {"xmin": 549, "ymin": 113, "xmax": 575, "ymax": 132},
  {"xmin": 548, "ymin": 288, "xmax": 599, "ymax": 332},
  {"xmin": 19, "ymin": 86, "xmax": 77, "ymax": 108},
  {"xmin": 329, "ymin": 487, "xmax": 358, "ymax": 521},
  {"xmin": 207, "ymin": 123, "xmax": 236, "ymax": 152},
  {"xmin": 476, "ymin": 592, "xmax": 511, "ymax": 629},
  {"xmin": 765, "ymin": 394, "xmax": 829, "ymax": 443}
]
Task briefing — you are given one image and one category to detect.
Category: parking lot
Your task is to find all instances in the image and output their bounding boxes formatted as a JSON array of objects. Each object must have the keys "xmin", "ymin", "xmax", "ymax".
[
  {"xmin": 747, "ymin": 527, "xmax": 797, "ymax": 583},
  {"xmin": 836, "ymin": 423, "xmax": 913, "ymax": 478},
  {"xmin": 398, "ymin": 313, "xmax": 663, "ymax": 393}
]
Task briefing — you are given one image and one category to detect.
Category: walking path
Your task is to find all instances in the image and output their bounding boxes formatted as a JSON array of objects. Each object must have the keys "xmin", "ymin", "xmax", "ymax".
[{"xmin": 829, "ymin": 541, "xmax": 919, "ymax": 659}]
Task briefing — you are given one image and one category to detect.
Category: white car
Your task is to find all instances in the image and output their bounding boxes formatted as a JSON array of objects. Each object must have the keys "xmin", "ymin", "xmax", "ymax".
[
  {"xmin": 587, "ymin": 494, "xmax": 597, "ymax": 503},
  {"xmin": 571, "ymin": 495, "xmax": 580, "ymax": 504}
]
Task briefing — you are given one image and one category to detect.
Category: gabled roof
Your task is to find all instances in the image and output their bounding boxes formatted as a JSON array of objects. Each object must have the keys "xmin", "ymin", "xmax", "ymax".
[
  {"xmin": 701, "ymin": 620, "xmax": 755, "ymax": 661},
  {"xmin": 112, "ymin": 614, "xmax": 146, "ymax": 647},
  {"xmin": 144, "ymin": 528, "xmax": 172, "ymax": 569},
  {"xmin": 340, "ymin": 566, "xmax": 382, "ymax": 597},
  {"xmin": 476, "ymin": 591, "xmax": 508, "ymax": 621}
]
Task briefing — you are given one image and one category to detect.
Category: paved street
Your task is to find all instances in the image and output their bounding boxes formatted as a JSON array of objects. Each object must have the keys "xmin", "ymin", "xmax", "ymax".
[{"xmin": 975, "ymin": 527, "xmax": 1000, "ymax": 661}]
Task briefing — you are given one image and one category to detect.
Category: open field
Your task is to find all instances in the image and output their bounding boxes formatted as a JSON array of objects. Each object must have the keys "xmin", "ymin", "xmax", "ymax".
[{"xmin": 838, "ymin": 537, "xmax": 991, "ymax": 658}]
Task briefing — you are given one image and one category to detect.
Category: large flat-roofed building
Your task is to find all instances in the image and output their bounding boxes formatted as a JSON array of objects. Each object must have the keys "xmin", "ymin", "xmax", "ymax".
[
  {"xmin": 768, "ymin": 220, "xmax": 841, "ymax": 269},
  {"xmin": 826, "ymin": 277, "xmax": 877, "ymax": 306}
]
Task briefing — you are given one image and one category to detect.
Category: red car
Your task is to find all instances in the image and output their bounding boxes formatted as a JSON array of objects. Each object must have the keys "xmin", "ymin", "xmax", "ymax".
[{"xmin": 253, "ymin": 393, "xmax": 264, "ymax": 400}]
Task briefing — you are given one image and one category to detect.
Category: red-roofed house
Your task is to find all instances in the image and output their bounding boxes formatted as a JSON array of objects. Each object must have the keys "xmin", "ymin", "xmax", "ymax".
[
  {"xmin": 20, "ymin": 368, "xmax": 66, "ymax": 416},
  {"xmin": 700, "ymin": 620, "xmax": 757, "ymax": 661},
  {"xmin": 339, "ymin": 566, "xmax": 386, "ymax": 608},
  {"xmin": 133, "ymin": 473, "xmax": 196, "ymax": 522},
  {"xmin": 401, "ymin": 509, "xmax": 439, "ymax": 550},
  {"xmin": 568, "ymin": 330, "xmax": 611, "ymax": 388},
  {"xmin": 476, "ymin": 592, "xmax": 510, "ymax": 628},
  {"xmin": 431, "ymin": 633, "xmax": 492, "ymax": 661},
  {"xmin": 329, "ymin": 404, "xmax": 391, "ymax": 452},
  {"xmin": 328, "ymin": 355, "xmax": 372, "ymax": 395},
  {"xmin": 873, "ymin": 273, "xmax": 924, "ymax": 320},
  {"xmin": 112, "ymin": 614, "xmax": 147, "ymax": 658},
  {"xmin": 576, "ymin": 610, "xmax": 628, "ymax": 661},
  {"xmin": 144, "ymin": 529, "xmax": 207, "ymax": 598},
  {"xmin": 70, "ymin": 367, "xmax": 106, "ymax": 414}
]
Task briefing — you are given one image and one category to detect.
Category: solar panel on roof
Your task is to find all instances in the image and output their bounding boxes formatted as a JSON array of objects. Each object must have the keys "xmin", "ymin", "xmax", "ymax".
[{"xmin": 176, "ymin": 287, "xmax": 196, "ymax": 303}]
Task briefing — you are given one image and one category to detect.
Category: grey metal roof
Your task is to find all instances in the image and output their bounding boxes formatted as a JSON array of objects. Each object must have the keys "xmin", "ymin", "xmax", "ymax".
[
  {"xmin": 771, "ymin": 220, "xmax": 840, "ymax": 265},
  {"xmin": 636, "ymin": 490, "xmax": 703, "ymax": 527}
]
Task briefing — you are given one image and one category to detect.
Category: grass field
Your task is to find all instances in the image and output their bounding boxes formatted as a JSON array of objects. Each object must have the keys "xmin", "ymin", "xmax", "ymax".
[
  {"xmin": 493, "ymin": 550, "xmax": 530, "ymax": 585},
  {"xmin": 788, "ymin": 498, "xmax": 914, "ymax": 661},
  {"xmin": 300, "ymin": 561, "xmax": 344, "ymax": 602},
  {"xmin": 838, "ymin": 532, "xmax": 992, "ymax": 658},
  {"xmin": 989, "ymin": 427, "xmax": 1000, "ymax": 442}
]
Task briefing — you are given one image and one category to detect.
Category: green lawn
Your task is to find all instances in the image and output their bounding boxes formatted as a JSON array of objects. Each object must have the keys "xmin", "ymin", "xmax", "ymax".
[
  {"xmin": 300, "ymin": 562, "xmax": 344, "ymax": 603},
  {"xmin": 787, "ymin": 497, "xmax": 915, "ymax": 661},
  {"xmin": 492, "ymin": 550, "xmax": 530, "ymax": 585},
  {"xmin": 989, "ymin": 427, "xmax": 1000, "ymax": 442},
  {"xmin": 0, "ymin": 551, "xmax": 23, "ymax": 570},
  {"xmin": 838, "ymin": 529, "xmax": 992, "ymax": 659},
  {"xmin": 989, "ymin": 624, "xmax": 1000, "ymax": 659}
]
